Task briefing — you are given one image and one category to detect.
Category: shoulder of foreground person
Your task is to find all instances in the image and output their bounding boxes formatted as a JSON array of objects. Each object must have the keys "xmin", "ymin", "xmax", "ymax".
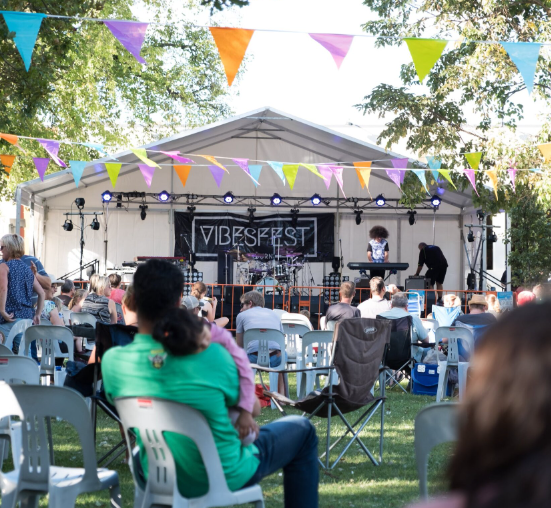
[{"xmin": 407, "ymin": 493, "xmax": 465, "ymax": 508}]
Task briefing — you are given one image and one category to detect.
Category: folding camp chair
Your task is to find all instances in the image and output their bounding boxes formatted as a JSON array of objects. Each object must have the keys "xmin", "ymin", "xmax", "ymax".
[
  {"xmin": 0, "ymin": 383, "xmax": 120, "ymax": 508},
  {"xmin": 432, "ymin": 306, "xmax": 461, "ymax": 327},
  {"xmin": 115, "ymin": 397, "xmax": 264, "ymax": 508},
  {"xmin": 255, "ymin": 317, "xmax": 391, "ymax": 469}
]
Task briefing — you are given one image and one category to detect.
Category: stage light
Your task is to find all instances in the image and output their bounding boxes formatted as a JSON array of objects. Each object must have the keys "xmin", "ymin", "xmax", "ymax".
[
  {"xmin": 271, "ymin": 193, "xmax": 282, "ymax": 206},
  {"xmin": 488, "ymin": 231, "xmax": 498, "ymax": 243},
  {"xmin": 291, "ymin": 208, "xmax": 299, "ymax": 228},
  {"xmin": 430, "ymin": 195, "xmax": 442, "ymax": 208},
  {"xmin": 90, "ymin": 216, "xmax": 100, "ymax": 231},
  {"xmin": 187, "ymin": 205, "xmax": 196, "ymax": 219},
  {"xmin": 223, "ymin": 191, "xmax": 234, "ymax": 204},
  {"xmin": 476, "ymin": 209, "xmax": 486, "ymax": 222},
  {"xmin": 311, "ymin": 194, "xmax": 322, "ymax": 206},
  {"xmin": 74, "ymin": 198, "xmax": 85, "ymax": 209},
  {"xmin": 375, "ymin": 194, "xmax": 386, "ymax": 207},
  {"xmin": 62, "ymin": 219, "xmax": 73, "ymax": 232},
  {"xmin": 101, "ymin": 190, "xmax": 113, "ymax": 203},
  {"xmin": 116, "ymin": 194, "xmax": 122, "ymax": 208},
  {"xmin": 139, "ymin": 204, "xmax": 148, "ymax": 221},
  {"xmin": 407, "ymin": 210, "xmax": 416, "ymax": 226},
  {"xmin": 158, "ymin": 190, "xmax": 170, "ymax": 202},
  {"xmin": 248, "ymin": 207, "xmax": 256, "ymax": 226},
  {"xmin": 354, "ymin": 209, "xmax": 363, "ymax": 225},
  {"xmin": 467, "ymin": 229, "xmax": 474, "ymax": 242}
]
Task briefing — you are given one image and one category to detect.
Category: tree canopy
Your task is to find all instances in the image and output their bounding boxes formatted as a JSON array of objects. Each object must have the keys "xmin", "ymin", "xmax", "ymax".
[{"xmin": 0, "ymin": 0, "xmax": 234, "ymax": 197}]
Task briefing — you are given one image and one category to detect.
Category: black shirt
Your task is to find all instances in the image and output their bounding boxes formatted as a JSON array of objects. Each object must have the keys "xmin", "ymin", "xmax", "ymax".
[
  {"xmin": 418, "ymin": 245, "xmax": 448, "ymax": 269},
  {"xmin": 325, "ymin": 302, "xmax": 360, "ymax": 323}
]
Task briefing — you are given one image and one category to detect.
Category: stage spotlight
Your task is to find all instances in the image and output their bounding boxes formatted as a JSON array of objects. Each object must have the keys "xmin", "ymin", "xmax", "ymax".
[
  {"xmin": 90, "ymin": 216, "xmax": 100, "ymax": 231},
  {"xmin": 407, "ymin": 210, "xmax": 416, "ymax": 226},
  {"xmin": 488, "ymin": 231, "xmax": 498, "ymax": 243},
  {"xmin": 430, "ymin": 195, "xmax": 442, "ymax": 208},
  {"xmin": 187, "ymin": 205, "xmax": 196, "ymax": 219},
  {"xmin": 467, "ymin": 229, "xmax": 474, "ymax": 242},
  {"xmin": 101, "ymin": 190, "xmax": 113, "ymax": 203},
  {"xmin": 291, "ymin": 208, "xmax": 299, "ymax": 228},
  {"xmin": 223, "ymin": 191, "xmax": 234, "ymax": 204},
  {"xmin": 354, "ymin": 209, "xmax": 363, "ymax": 225},
  {"xmin": 375, "ymin": 194, "xmax": 386, "ymax": 207},
  {"xmin": 271, "ymin": 193, "xmax": 282, "ymax": 206},
  {"xmin": 62, "ymin": 219, "xmax": 73, "ymax": 232},
  {"xmin": 74, "ymin": 198, "xmax": 85, "ymax": 209},
  {"xmin": 116, "ymin": 194, "xmax": 122, "ymax": 208},
  {"xmin": 139, "ymin": 204, "xmax": 148, "ymax": 221},
  {"xmin": 476, "ymin": 209, "xmax": 486, "ymax": 222},
  {"xmin": 248, "ymin": 207, "xmax": 256, "ymax": 226},
  {"xmin": 311, "ymin": 194, "xmax": 322, "ymax": 206},
  {"xmin": 158, "ymin": 190, "xmax": 170, "ymax": 202}
]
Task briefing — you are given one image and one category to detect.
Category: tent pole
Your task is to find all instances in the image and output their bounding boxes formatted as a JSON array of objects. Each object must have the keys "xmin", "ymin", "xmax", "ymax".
[
  {"xmin": 15, "ymin": 186, "xmax": 22, "ymax": 235},
  {"xmin": 336, "ymin": 184, "xmax": 340, "ymax": 277}
]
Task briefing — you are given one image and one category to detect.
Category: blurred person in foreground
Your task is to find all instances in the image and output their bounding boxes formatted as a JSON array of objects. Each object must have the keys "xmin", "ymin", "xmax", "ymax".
[
  {"xmin": 410, "ymin": 302, "xmax": 551, "ymax": 508},
  {"xmin": 517, "ymin": 290, "xmax": 536, "ymax": 307}
]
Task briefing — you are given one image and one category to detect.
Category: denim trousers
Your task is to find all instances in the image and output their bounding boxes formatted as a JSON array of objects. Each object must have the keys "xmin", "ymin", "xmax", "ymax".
[
  {"xmin": 244, "ymin": 415, "xmax": 319, "ymax": 508},
  {"xmin": 247, "ymin": 353, "xmax": 282, "ymax": 368}
]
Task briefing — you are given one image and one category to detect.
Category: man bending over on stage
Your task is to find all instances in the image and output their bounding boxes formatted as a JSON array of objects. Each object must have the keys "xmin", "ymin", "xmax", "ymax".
[{"xmin": 415, "ymin": 242, "xmax": 448, "ymax": 304}]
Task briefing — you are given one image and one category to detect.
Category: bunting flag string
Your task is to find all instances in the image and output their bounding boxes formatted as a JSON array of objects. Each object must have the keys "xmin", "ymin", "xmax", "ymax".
[
  {"xmin": 300, "ymin": 163, "xmax": 326, "ymax": 180},
  {"xmin": 139, "ymin": 164, "xmax": 155, "ymax": 187},
  {"xmin": 282, "ymin": 164, "xmax": 299, "ymax": 190},
  {"xmin": 232, "ymin": 158, "xmax": 251, "ymax": 176},
  {"xmin": 131, "ymin": 148, "xmax": 160, "ymax": 168},
  {"xmin": 248, "ymin": 165, "xmax": 263, "ymax": 188},
  {"xmin": 69, "ymin": 160, "xmax": 87, "ymax": 187},
  {"xmin": 500, "ymin": 42, "xmax": 541, "ymax": 95},
  {"xmin": 411, "ymin": 169, "xmax": 429, "ymax": 192},
  {"xmin": 33, "ymin": 157, "xmax": 49, "ymax": 181},
  {"xmin": 426, "ymin": 156, "xmax": 442, "ymax": 183},
  {"xmin": 463, "ymin": 168, "xmax": 479, "ymax": 196},
  {"xmin": 317, "ymin": 165, "xmax": 334, "ymax": 190},
  {"xmin": 105, "ymin": 163, "xmax": 122, "ymax": 188},
  {"xmin": 486, "ymin": 169, "xmax": 499, "ymax": 199},
  {"xmin": 352, "ymin": 161, "xmax": 371, "ymax": 189},
  {"xmin": 387, "ymin": 158, "xmax": 408, "ymax": 189},
  {"xmin": 309, "ymin": 33, "xmax": 354, "ymax": 69},
  {"xmin": 404, "ymin": 38, "xmax": 448, "ymax": 82},
  {"xmin": 37, "ymin": 139, "xmax": 66, "ymax": 168},
  {"xmin": 465, "ymin": 152, "xmax": 483, "ymax": 170},
  {"xmin": 267, "ymin": 161, "xmax": 286, "ymax": 184},
  {"xmin": 174, "ymin": 165, "xmax": 191, "ymax": 187},
  {"xmin": 200, "ymin": 154, "xmax": 228, "ymax": 172},
  {"xmin": 0, "ymin": 155, "xmax": 16, "ymax": 176},
  {"xmin": 0, "ymin": 11, "xmax": 46, "ymax": 70},
  {"xmin": 104, "ymin": 20, "xmax": 149, "ymax": 64},
  {"xmin": 537, "ymin": 143, "xmax": 551, "ymax": 162},
  {"xmin": 331, "ymin": 166, "xmax": 346, "ymax": 198},
  {"xmin": 209, "ymin": 165, "xmax": 225, "ymax": 187},
  {"xmin": 161, "ymin": 151, "xmax": 194, "ymax": 164},
  {"xmin": 209, "ymin": 27, "xmax": 254, "ymax": 87},
  {"xmin": 438, "ymin": 169, "xmax": 456, "ymax": 189}
]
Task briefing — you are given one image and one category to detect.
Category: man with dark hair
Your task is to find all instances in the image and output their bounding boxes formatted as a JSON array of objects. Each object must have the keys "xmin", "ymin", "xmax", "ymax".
[
  {"xmin": 414, "ymin": 242, "xmax": 448, "ymax": 302},
  {"xmin": 325, "ymin": 281, "xmax": 360, "ymax": 324},
  {"xmin": 58, "ymin": 279, "xmax": 75, "ymax": 307},
  {"xmin": 367, "ymin": 225, "xmax": 389, "ymax": 279}
]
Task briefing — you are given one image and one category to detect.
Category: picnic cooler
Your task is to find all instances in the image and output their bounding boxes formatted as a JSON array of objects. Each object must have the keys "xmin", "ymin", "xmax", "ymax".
[{"xmin": 411, "ymin": 363, "xmax": 452, "ymax": 396}]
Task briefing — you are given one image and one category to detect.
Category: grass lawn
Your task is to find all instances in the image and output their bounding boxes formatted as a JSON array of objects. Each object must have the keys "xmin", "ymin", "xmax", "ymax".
[{"xmin": 2, "ymin": 381, "xmax": 452, "ymax": 507}]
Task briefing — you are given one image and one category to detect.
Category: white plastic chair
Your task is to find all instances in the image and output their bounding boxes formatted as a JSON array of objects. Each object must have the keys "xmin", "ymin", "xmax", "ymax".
[
  {"xmin": 435, "ymin": 326, "xmax": 474, "ymax": 402},
  {"xmin": 62, "ymin": 309, "xmax": 72, "ymax": 325},
  {"xmin": 4, "ymin": 319, "xmax": 33, "ymax": 351},
  {"xmin": 281, "ymin": 322, "xmax": 311, "ymax": 365},
  {"xmin": 70, "ymin": 312, "xmax": 97, "ymax": 328},
  {"xmin": 282, "ymin": 313, "xmax": 313, "ymax": 329},
  {"xmin": 115, "ymin": 397, "xmax": 264, "ymax": 508},
  {"xmin": 415, "ymin": 403, "xmax": 458, "ymax": 498},
  {"xmin": 244, "ymin": 328, "xmax": 287, "ymax": 409},
  {"xmin": 0, "ymin": 344, "xmax": 13, "ymax": 355},
  {"xmin": 320, "ymin": 316, "xmax": 327, "ymax": 330},
  {"xmin": 24, "ymin": 326, "xmax": 74, "ymax": 385},
  {"xmin": 295, "ymin": 330, "xmax": 334, "ymax": 398},
  {"xmin": 0, "ymin": 383, "xmax": 120, "ymax": 508},
  {"xmin": 272, "ymin": 308, "xmax": 289, "ymax": 319},
  {"xmin": 421, "ymin": 318, "xmax": 439, "ymax": 343}
]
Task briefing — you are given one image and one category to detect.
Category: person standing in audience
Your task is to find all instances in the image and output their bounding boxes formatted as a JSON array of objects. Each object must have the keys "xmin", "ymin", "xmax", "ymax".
[
  {"xmin": 58, "ymin": 279, "xmax": 75, "ymax": 307},
  {"xmin": 102, "ymin": 259, "xmax": 319, "ymax": 508},
  {"xmin": 357, "ymin": 276, "xmax": 391, "ymax": 319},
  {"xmin": 410, "ymin": 303, "xmax": 551, "ymax": 508},
  {"xmin": 0, "ymin": 234, "xmax": 44, "ymax": 351},
  {"xmin": 325, "ymin": 281, "xmax": 360, "ymax": 324},
  {"xmin": 82, "ymin": 275, "xmax": 117, "ymax": 324},
  {"xmin": 108, "ymin": 273, "xmax": 125, "ymax": 305}
]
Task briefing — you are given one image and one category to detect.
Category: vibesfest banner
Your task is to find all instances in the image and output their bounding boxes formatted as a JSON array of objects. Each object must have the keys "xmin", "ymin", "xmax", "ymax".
[{"xmin": 174, "ymin": 212, "xmax": 334, "ymax": 263}]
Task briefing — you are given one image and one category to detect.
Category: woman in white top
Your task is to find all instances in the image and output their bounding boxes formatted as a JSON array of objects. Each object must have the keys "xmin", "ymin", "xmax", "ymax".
[
  {"xmin": 367, "ymin": 225, "xmax": 389, "ymax": 279},
  {"xmin": 357, "ymin": 276, "xmax": 391, "ymax": 319},
  {"xmin": 191, "ymin": 282, "xmax": 229, "ymax": 328}
]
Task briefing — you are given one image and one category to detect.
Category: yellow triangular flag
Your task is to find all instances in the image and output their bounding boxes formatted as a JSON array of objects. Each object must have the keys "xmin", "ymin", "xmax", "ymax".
[
  {"xmin": 486, "ymin": 169, "xmax": 499, "ymax": 199},
  {"xmin": 105, "ymin": 163, "xmax": 122, "ymax": 188},
  {"xmin": 209, "ymin": 27, "xmax": 254, "ymax": 87},
  {"xmin": 174, "ymin": 165, "xmax": 191, "ymax": 187},
  {"xmin": 537, "ymin": 143, "xmax": 551, "ymax": 162},
  {"xmin": 199, "ymin": 155, "xmax": 228, "ymax": 172},
  {"xmin": 403, "ymin": 38, "xmax": 448, "ymax": 82},
  {"xmin": 130, "ymin": 148, "xmax": 160, "ymax": 168},
  {"xmin": 438, "ymin": 169, "xmax": 456, "ymax": 189},
  {"xmin": 282, "ymin": 164, "xmax": 299, "ymax": 190},
  {"xmin": 300, "ymin": 163, "xmax": 326, "ymax": 180},
  {"xmin": 465, "ymin": 152, "xmax": 483, "ymax": 170},
  {"xmin": 353, "ymin": 161, "xmax": 372, "ymax": 189},
  {"xmin": 0, "ymin": 154, "xmax": 16, "ymax": 176}
]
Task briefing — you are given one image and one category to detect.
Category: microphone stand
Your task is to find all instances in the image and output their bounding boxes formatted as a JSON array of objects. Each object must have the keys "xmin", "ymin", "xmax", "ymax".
[
  {"xmin": 339, "ymin": 239, "xmax": 344, "ymax": 279},
  {"xmin": 181, "ymin": 234, "xmax": 194, "ymax": 278}
]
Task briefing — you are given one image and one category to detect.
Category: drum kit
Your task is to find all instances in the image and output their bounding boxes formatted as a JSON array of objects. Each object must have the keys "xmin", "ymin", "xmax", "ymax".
[{"xmin": 225, "ymin": 246, "xmax": 306, "ymax": 294}]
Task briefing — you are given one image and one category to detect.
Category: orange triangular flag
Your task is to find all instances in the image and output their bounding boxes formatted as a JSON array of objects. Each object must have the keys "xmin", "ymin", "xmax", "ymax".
[
  {"xmin": 486, "ymin": 169, "xmax": 499, "ymax": 199},
  {"xmin": 0, "ymin": 133, "xmax": 18, "ymax": 145},
  {"xmin": 199, "ymin": 155, "xmax": 228, "ymax": 172},
  {"xmin": 353, "ymin": 161, "xmax": 372, "ymax": 189},
  {"xmin": 0, "ymin": 155, "xmax": 15, "ymax": 176},
  {"xmin": 209, "ymin": 27, "xmax": 254, "ymax": 86},
  {"xmin": 174, "ymin": 165, "xmax": 191, "ymax": 187}
]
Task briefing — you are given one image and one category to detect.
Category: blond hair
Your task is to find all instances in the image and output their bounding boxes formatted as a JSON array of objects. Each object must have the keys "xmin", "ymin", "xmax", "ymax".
[
  {"xmin": 486, "ymin": 294, "xmax": 501, "ymax": 313},
  {"xmin": 444, "ymin": 294, "xmax": 462, "ymax": 308},
  {"xmin": 122, "ymin": 284, "xmax": 136, "ymax": 311},
  {"xmin": 340, "ymin": 281, "xmax": 356, "ymax": 299},
  {"xmin": 68, "ymin": 289, "xmax": 88, "ymax": 310},
  {"xmin": 191, "ymin": 282, "xmax": 207, "ymax": 299},
  {"xmin": 96, "ymin": 276, "xmax": 111, "ymax": 296},
  {"xmin": 0, "ymin": 234, "xmax": 24, "ymax": 259},
  {"xmin": 89, "ymin": 273, "xmax": 99, "ymax": 293}
]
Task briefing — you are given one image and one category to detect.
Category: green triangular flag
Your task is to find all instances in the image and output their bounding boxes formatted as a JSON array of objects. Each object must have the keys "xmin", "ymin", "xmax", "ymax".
[
  {"xmin": 465, "ymin": 152, "xmax": 482, "ymax": 170},
  {"xmin": 404, "ymin": 38, "xmax": 448, "ymax": 82},
  {"xmin": 282, "ymin": 164, "xmax": 299, "ymax": 189},
  {"xmin": 131, "ymin": 148, "xmax": 160, "ymax": 168},
  {"xmin": 105, "ymin": 163, "xmax": 122, "ymax": 188},
  {"xmin": 300, "ymin": 163, "xmax": 326, "ymax": 180},
  {"xmin": 438, "ymin": 169, "xmax": 456, "ymax": 189}
]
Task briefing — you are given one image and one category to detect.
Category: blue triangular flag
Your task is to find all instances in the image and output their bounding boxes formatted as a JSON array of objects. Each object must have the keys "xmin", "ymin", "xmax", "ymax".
[
  {"xmin": 501, "ymin": 42, "xmax": 541, "ymax": 95},
  {"xmin": 82, "ymin": 142, "xmax": 107, "ymax": 156},
  {"xmin": 426, "ymin": 156, "xmax": 442, "ymax": 182},
  {"xmin": 267, "ymin": 161, "xmax": 286, "ymax": 185},
  {"xmin": 248, "ymin": 165, "xmax": 263, "ymax": 187},
  {"xmin": 1, "ymin": 11, "xmax": 47, "ymax": 71},
  {"xmin": 411, "ymin": 169, "xmax": 429, "ymax": 192},
  {"xmin": 69, "ymin": 160, "xmax": 87, "ymax": 188}
]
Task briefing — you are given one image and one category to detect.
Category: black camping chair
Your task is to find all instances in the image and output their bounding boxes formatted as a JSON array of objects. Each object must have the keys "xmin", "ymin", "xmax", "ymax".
[{"xmin": 254, "ymin": 317, "xmax": 391, "ymax": 469}]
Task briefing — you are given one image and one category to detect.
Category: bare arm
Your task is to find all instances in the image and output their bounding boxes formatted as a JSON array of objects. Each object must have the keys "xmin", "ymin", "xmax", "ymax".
[
  {"xmin": 384, "ymin": 251, "xmax": 389, "ymax": 262},
  {"xmin": 33, "ymin": 277, "xmax": 45, "ymax": 325},
  {"xmin": 367, "ymin": 252, "xmax": 373, "ymax": 262},
  {"xmin": 30, "ymin": 261, "xmax": 51, "ymax": 291},
  {"xmin": 108, "ymin": 300, "xmax": 117, "ymax": 324},
  {"xmin": 0, "ymin": 264, "xmax": 12, "ymax": 322},
  {"xmin": 203, "ymin": 300, "xmax": 215, "ymax": 322},
  {"xmin": 49, "ymin": 308, "xmax": 65, "ymax": 326},
  {"xmin": 236, "ymin": 332, "xmax": 244, "ymax": 348}
]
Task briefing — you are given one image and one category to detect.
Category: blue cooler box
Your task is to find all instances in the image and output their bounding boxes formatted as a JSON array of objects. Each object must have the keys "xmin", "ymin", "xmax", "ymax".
[{"xmin": 411, "ymin": 363, "xmax": 452, "ymax": 396}]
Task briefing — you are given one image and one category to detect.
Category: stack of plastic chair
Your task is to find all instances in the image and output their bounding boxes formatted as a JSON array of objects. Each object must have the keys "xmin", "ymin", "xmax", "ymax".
[
  {"xmin": 295, "ymin": 330, "xmax": 333, "ymax": 398},
  {"xmin": 282, "ymin": 314, "xmax": 312, "ymax": 365},
  {"xmin": 3, "ymin": 319, "xmax": 33, "ymax": 354}
]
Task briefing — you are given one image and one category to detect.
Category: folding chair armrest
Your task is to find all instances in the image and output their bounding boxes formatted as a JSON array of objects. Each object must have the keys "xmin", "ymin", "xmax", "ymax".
[{"xmin": 250, "ymin": 364, "xmax": 336, "ymax": 374}]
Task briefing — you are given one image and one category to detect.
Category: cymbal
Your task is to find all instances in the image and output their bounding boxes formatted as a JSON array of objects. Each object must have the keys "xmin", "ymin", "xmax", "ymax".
[{"xmin": 224, "ymin": 249, "xmax": 248, "ymax": 261}]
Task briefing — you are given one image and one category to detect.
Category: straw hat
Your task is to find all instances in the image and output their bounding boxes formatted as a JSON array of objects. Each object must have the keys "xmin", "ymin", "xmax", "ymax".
[{"xmin": 468, "ymin": 294, "xmax": 488, "ymax": 307}]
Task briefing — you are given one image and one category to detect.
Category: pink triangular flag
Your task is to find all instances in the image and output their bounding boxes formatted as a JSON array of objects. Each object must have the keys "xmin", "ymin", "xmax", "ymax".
[
  {"xmin": 36, "ymin": 138, "xmax": 66, "ymax": 167},
  {"xmin": 138, "ymin": 164, "xmax": 155, "ymax": 187},
  {"xmin": 391, "ymin": 157, "xmax": 408, "ymax": 184},
  {"xmin": 160, "ymin": 151, "xmax": 194, "ymax": 164},
  {"xmin": 463, "ymin": 168, "xmax": 479, "ymax": 196},
  {"xmin": 104, "ymin": 20, "xmax": 148, "ymax": 64},
  {"xmin": 508, "ymin": 167, "xmax": 517, "ymax": 192},
  {"xmin": 309, "ymin": 33, "xmax": 354, "ymax": 69},
  {"xmin": 331, "ymin": 166, "xmax": 346, "ymax": 198},
  {"xmin": 317, "ymin": 165, "xmax": 333, "ymax": 190},
  {"xmin": 233, "ymin": 158, "xmax": 251, "ymax": 175},
  {"xmin": 209, "ymin": 165, "xmax": 225, "ymax": 187},
  {"xmin": 33, "ymin": 157, "xmax": 49, "ymax": 181}
]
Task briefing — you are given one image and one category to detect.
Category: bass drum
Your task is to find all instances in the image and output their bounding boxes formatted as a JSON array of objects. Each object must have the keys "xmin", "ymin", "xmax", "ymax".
[{"xmin": 255, "ymin": 276, "xmax": 278, "ymax": 295}]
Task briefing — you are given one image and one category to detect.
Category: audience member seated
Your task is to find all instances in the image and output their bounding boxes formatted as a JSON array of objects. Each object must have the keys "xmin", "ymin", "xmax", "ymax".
[
  {"xmin": 485, "ymin": 294, "xmax": 501, "ymax": 316},
  {"xmin": 191, "ymin": 281, "xmax": 229, "ymax": 328},
  {"xmin": 88, "ymin": 273, "xmax": 99, "ymax": 293},
  {"xmin": 325, "ymin": 281, "xmax": 360, "ymax": 324},
  {"xmin": 108, "ymin": 273, "xmax": 126, "ymax": 304},
  {"xmin": 182, "ymin": 295, "xmax": 205, "ymax": 319},
  {"xmin": 68, "ymin": 289, "xmax": 89, "ymax": 314},
  {"xmin": 299, "ymin": 309, "xmax": 310, "ymax": 320},
  {"xmin": 427, "ymin": 293, "xmax": 462, "ymax": 319},
  {"xmin": 0, "ymin": 234, "xmax": 45, "ymax": 353},
  {"xmin": 453, "ymin": 294, "xmax": 496, "ymax": 346},
  {"xmin": 384, "ymin": 283, "xmax": 400, "ymax": 301},
  {"xmin": 102, "ymin": 259, "xmax": 319, "ymax": 506},
  {"xmin": 357, "ymin": 276, "xmax": 391, "ymax": 319},
  {"xmin": 82, "ymin": 275, "xmax": 117, "ymax": 324},
  {"xmin": 57, "ymin": 279, "xmax": 75, "ymax": 307},
  {"xmin": 410, "ymin": 303, "xmax": 551, "ymax": 508},
  {"xmin": 41, "ymin": 278, "xmax": 65, "ymax": 326},
  {"xmin": 378, "ymin": 292, "xmax": 429, "ymax": 361},
  {"xmin": 517, "ymin": 290, "xmax": 536, "ymax": 306}
]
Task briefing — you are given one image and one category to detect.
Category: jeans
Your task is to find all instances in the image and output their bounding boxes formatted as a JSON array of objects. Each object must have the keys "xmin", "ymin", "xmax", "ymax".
[
  {"xmin": 244, "ymin": 416, "xmax": 319, "ymax": 508},
  {"xmin": 247, "ymin": 353, "xmax": 282, "ymax": 368}
]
